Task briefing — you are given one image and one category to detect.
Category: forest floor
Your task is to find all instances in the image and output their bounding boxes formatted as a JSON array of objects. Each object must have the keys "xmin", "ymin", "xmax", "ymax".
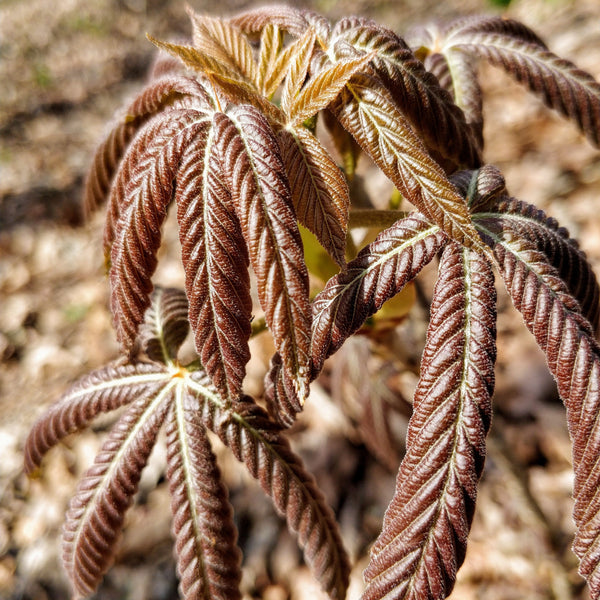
[{"xmin": 2, "ymin": 0, "xmax": 600, "ymax": 598}]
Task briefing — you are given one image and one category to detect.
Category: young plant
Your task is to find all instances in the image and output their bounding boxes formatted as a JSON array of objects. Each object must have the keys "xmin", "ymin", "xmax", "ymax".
[{"xmin": 24, "ymin": 5, "xmax": 600, "ymax": 600}]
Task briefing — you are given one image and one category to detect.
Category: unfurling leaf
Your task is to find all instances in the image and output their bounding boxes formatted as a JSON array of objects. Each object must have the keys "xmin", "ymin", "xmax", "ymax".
[
  {"xmin": 188, "ymin": 13, "xmax": 258, "ymax": 84},
  {"xmin": 140, "ymin": 287, "xmax": 190, "ymax": 363},
  {"xmin": 213, "ymin": 105, "xmax": 312, "ymax": 402},
  {"xmin": 311, "ymin": 212, "xmax": 446, "ymax": 376},
  {"xmin": 363, "ymin": 243, "xmax": 496, "ymax": 600},
  {"xmin": 148, "ymin": 37, "xmax": 249, "ymax": 84},
  {"xmin": 280, "ymin": 27, "xmax": 316, "ymax": 116},
  {"xmin": 286, "ymin": 50, "xmax": 375, "ymax": 127}
]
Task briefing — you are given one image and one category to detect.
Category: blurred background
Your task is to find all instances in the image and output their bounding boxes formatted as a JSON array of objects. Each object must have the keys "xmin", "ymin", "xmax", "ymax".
[{"xmin": 1, "ymin": 0, "xmax": 600, "ymax": 598}]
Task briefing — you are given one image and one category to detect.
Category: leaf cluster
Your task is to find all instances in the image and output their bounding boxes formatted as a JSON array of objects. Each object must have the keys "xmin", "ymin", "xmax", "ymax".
[{"xmin": 25, "ymin": 5, "xmax": 600, "ymax": 600}]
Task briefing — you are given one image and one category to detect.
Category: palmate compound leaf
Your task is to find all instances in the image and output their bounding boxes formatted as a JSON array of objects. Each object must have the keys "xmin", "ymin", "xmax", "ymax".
[
  {"xmin": 187, "ymin": 371, "xmax": 351, "ymax": 600},
  {"xmin": 444, "ymin": 17, "xmax": 600, "ymax": 148},
  {"xmin": 23, "ymin": 361, "xmax": 168, "ymax": 476},
  {"xmin": 25, "ymin": 289, "xmax": 242, "ymax": 600},
  {"xmin": 328, "ymin": 72, "xmax": 491, "ymax": 259},
  {"xmin": 84, "ymin": 75, "xmax": 213, "ymax": 215},
  {"xmin": 330, "ymin": 18, "xmax": 482, "ymax": 171},
  {"xmin": 475, "ymin": 216, "xmax": 600, "ymax": 597},
  {"xmin": 62, "ymin": 384, "xmax": 174, "ymax": 597},
  {"xmin": 109, "ymin": 111, "xmax": 211, "ymax": 354},
  {"xmin": 176, "ymin": 116, "xmax": 253, "ymax": 401},
  {"xmin": 476, "ymin": 196, "xmax": 600, "ymax": 335},
  {"xmin": 166, "ymin": 385, "xmax": 242, "ymax": 600},
  {"xmin": 212, "ymin": 104, "xmax": 312, "ymax": 403},
  {"xmin": 362, "ymin": 242, "xmax": 496, "ymax": 600},
  {"xmin": 311, "ymin": 212, "xmax": 447, "ymax": 376}
]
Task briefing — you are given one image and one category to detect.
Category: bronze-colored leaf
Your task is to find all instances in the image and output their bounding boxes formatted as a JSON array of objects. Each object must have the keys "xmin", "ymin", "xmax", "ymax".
[
  {"xmin": 363, "ymin": 243, "xmax": 496, "ymax": 600},
  {"xmin": 311, "ymin": 212, "xmax": 446, "ymax": 376},
  {"xmin": 23, "ymin": 361, "xmax": 168, "ymax": 476},
  {"xmin": 287, "ymin": 50, "xmax": 374, "ymax": 126},
  {"xmin": 280, "ymin": 27, "xmax": 316, "ymax": 117},
  {"xmin": 109, "ymin": 115, "xmax": 210, "ymax": 354},
  {"xmin": 177, "ymin": 120, "xmax": 253, "ymax": 400},
  {"xmin": 256, "ymin": 24, "xmax": 284, "ymax": 97},
  {"xmin": 448, "ymin": 20, "xmax": 600, "ymax": 147},
  {"xmin": 278, "ymin": 126, "xmax": 349, "ymax": 266},
  {"xmin": 213, "ymin": 105, "xmax": 312, "ymax": 402},
  {"xmin": 477, "ymin": 218, "xmax": 600, "ymax": 595},
  {"xmin": 148, "ymin": 37, "xmax": 247, "ymax": 84},
  {"xmin": 84, "ymin": 75, "xmax": 213, "ymax": 216},
  {"xmin": 229, "ymin": 4, "xmax": 310, "ymax": 38},
  {"xmin": 166, "ymin": 390, "xmax": 242, "ymax": 600},
  {"xmin": 261, "ymin": 26, "xmax": 320, "ymax": 99},
  {"xmin": 205, "ymin": 71, "xmax": 285, "ymax": 125},
  {"xmin": 188, "ymin": 12, "xmax": 258, "ymax": 84},
  {"xmin": 263, "ymin": 352, "xmax": 302, "ymax": 427},
  {"xmin": 333, "ymin": 20, "xmax": 481, "ymax": 170},
  {"xmin": 104, "ymin": 108, "xmax": 211, "ymax": 260},
  {"xmin": 425, "ymin": 50, "xmax": 484, "ymax": 153},
  {"xmin": 329, "ymin": 74, "xmax": 489, "ymax": 257},
  {"xmin": 62, "ymin": 387, "xmax": 173, "ymax": 596},
  {"xmin": 187, "ymin": 372, "xmax": 350, "ymax": 600},
  {"xmin": 475, "ymin": 197, "xmax": 600, "ymax": 334}
]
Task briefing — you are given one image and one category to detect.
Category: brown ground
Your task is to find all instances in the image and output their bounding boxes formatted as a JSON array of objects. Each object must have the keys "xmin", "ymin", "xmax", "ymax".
[{"xmin": 1, "ymin": 0, "xmax": 600, "ymax": 598}]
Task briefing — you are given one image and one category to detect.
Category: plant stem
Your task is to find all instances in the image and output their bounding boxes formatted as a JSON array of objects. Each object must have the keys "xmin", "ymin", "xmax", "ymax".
[{"xmin": 348, "ymin": 209, "xmax": 408, "ymax": 229}]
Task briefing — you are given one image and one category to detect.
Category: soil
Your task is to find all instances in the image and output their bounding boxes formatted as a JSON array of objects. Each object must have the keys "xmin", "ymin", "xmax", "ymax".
[{"xmin": 1, "ymin": 0, "xmax": 600, "ymax": 599}]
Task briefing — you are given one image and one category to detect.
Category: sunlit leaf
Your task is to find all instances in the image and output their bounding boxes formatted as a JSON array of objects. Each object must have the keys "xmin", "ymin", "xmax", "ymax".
[
  {"xmin": 329, "ymin": 74, "xmax": 489, "ymax": 257},
  {"xmin": 477, "ymin": 217, "xmax": 600, "ymax": 596},
  {"xmin": 333, "ymin": 19, "xmax": 481, "ymax": 170},
  {"xmin": 63, "ymin": 386, "xmax": 173, "ymax": 596},
  {"xmin": 280, "ymin": 27, "xmax": 316, "ymax": 116},
  {"xmin": 189, "ymin": 12, "xmax": 257, "ymax": 84}
]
